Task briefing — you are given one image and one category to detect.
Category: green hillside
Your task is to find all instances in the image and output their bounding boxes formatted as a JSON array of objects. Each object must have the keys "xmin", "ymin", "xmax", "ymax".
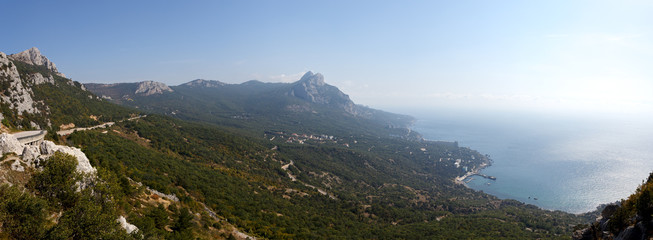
[{"xmin": 0, "ymin": 51, "xmax": 592, "ymax": 239}]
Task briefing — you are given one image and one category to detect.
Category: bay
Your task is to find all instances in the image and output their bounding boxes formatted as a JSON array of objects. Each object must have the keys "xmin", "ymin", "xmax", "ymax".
[{"xmin": 409, "ymin": 108, "xmax": 653, "ymax": 213}]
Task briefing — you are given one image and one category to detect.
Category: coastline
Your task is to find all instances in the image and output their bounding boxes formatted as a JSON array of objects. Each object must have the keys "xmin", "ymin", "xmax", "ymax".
[
  {"xmin": 454, "ymin": 161, "xmax": 492, "ymax": 185},
  {"xmin": 405, "ymin": 119, "xmax": 495, "ymax": 187}
]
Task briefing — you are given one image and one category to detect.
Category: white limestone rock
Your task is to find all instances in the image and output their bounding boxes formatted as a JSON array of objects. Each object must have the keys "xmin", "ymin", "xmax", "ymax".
[
  {"xmin": 39, "ymin": 140, "xmax": 57, "ymax": 155},
  {"xmin": 21, "ymin": 145, "xmax": 41, "ymax": 165},
  {"xmin": 28, "ymin": 72, "xmax": 55, "ymax": 85},
  {"xmin": 0, "ymin": 52, "xmax": 40, "ymax": 114},
  {"xmin": 288, "ymin": 71, "xmax": 361, "ymax": 116},
  {"xmin": 40, "ymin": 140, "xmax": 96, "ymax": 174},
  {"xmin": 117, "ymin": 216, "xmax": 139, "ymax": 234},
  {"xmin": 8, "ymin": 47, "xmax": 65, "ymax": 77},
  {"xmin": 147, "ymin": 187, "xmax": 179, "ymax": 202},
  {"xmin": 0, "ymin": 133, "xmax": 25, "ymax": 155},
  {"xmin": 135, "ymin": 81, "xmax": 173, "ymax": 96},
  {"xmin": 10, "ymin": 160, "xmax": 24, "ymax": 172}
]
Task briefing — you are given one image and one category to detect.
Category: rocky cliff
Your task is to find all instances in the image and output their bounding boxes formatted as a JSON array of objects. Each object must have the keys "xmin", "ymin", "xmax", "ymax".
[
  {"xmin": 287, "ymin": 71, "xmax": 359, "ymax": 115},
  {"xmin": 0, "ymin": 52, "xmax": 40, "ymax": 115},
  {"xmin": 9, "ymin": 47, "xmax": 65, "ymax": 77},
  {"xmin": 0, "ymin": 132, "xmax": 96, "ymax": 174},
  {"xmin": 134, "ymin": 80, "xmax": 173, "ymax": 96},
  {"xmin": 0, "ymin": 47, "xmax": 126, "ymax": 131}
]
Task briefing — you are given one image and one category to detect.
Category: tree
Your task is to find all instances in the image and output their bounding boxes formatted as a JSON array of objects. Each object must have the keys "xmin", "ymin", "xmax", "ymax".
[
  {"xmin": 172, "ymin": 207, "xmax": 194, "ymax": 232},
  {"xmin": 46, "ymin": 194, "xmax": 131, "ymax": 240},
  {"xmin": 0, "ymin": 185, "xmax": 48, "ymax": 240},
  {"xmin": 28, "ymin": 152, "xmax": 81, "ymax": 209}
]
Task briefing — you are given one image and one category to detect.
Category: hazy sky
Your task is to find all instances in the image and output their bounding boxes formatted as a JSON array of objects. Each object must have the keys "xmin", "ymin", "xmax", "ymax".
[{"xmin": 3, "ymin": 1, "xmax": 652, "ymax": 114}]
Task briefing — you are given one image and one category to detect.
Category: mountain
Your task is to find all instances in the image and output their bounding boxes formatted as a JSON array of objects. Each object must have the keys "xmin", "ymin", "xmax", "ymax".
[
  {"xmin": 287, "ymin": 71, "xmax": 357, "ymax": 114},
  {"xmin": 9, "ymin": 47, "xmax": 65, "ymax": 77},
  {"xmin": 181, "ymin": 79, "xmax": 226, "ymax": 88},
  {"xmin": 0, "ymin": 47, "xmax": 595, "ymax": 239},
  {"xmin": 85, "ymin": 71, "xmax": 416, "ymax": 140},
  {"xmin": 85, "ymin": 80, "xmax": 173, "ymax": 102}
]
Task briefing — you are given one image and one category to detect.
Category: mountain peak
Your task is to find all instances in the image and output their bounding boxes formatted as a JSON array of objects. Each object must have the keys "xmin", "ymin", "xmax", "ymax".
[
  {"xmin": 299, "ymin": 71, "xmax": 325, "ymax": 86},
  {"xmin": 9, "ymin": 47, "xmax": 65, "ymax": 77},
  {"xmin": 181, "ymin": 79, "xmax": 226, "ymax": 88},
  {"xmin": 287, "ymin": 71, "xmax": 361, "ymax": 115},
  {"xmin": 135, "ymin": 81, "xmax": 173, "ymax": 96}
]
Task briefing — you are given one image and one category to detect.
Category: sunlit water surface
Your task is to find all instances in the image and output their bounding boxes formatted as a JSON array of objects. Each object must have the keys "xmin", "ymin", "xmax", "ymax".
[{"xmin": 411, "ymin": 109, "xmax": 653, "ymax": 213}]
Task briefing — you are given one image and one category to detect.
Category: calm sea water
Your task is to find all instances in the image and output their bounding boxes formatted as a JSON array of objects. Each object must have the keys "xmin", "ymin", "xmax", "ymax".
[{"xmin": 410, "ymin": 109, "xmax": 653, "ymax": 213}]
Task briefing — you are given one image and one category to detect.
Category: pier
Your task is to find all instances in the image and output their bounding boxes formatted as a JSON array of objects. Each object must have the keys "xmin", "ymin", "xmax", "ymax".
[{"xmin": 474, "ymin": 173, "xmax": 496, "ymax": 180}]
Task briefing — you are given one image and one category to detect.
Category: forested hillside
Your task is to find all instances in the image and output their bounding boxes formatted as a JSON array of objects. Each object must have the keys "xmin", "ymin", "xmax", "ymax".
[
  {"xmin": 0, "ymin": 48, "xmax": 592, "ymax": 239},
  {"xmin": 85, "ymin": 72, "xmax": 417, "ymax": 140}
]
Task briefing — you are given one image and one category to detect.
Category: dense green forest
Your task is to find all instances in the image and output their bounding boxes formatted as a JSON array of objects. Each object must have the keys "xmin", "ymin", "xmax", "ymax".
[{"xmin": 64, "ymin": 115, "xmax": 587, "ymax": 239}]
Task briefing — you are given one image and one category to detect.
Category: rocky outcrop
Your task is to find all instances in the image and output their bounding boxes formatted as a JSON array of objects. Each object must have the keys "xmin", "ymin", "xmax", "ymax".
[
  {"xmin": 289, "ymin": 71, "xmax": 329, "ymax": 104},
  {"xmin": 574, "ymin": 196, "xmax": 653, "ymax": 240},
  {"xmin": 181, "ymin": 79, "xmax": 226, "ymax": 88},
  {"xmin": 0, "ymin": 131, "xmax": 96, "ymax": 174},
  {"xmin": 27, "ymin": 72, "xmax": 55, "ymax": 85},
  {"xmin": 8, "ymin": 47, "xmax": 65, "ymax": 77},
  {"xmin": 21, "ymin": 145, "xmax": 41, "ymax": 165},
  {"xmin": 40, "ymin": 140, "xmax": 96, "ymax": 174},
  {"xmin": 0, "ymin": 52, "xmax": 40, "ymax": 114},
  {"xmin": 288, "ymin": 71, "xmax": 360, "ymax": 115},
  {"xmin": 135, "ymin": 81, "xmax": 173, "ymax": 96},
  {"xmin": 117, "ymin": 216, "xmax": 139, "ymax": 234},
  {"xmin": 0, "ymin": 133, "xmax": 25, "ymax": 155}
]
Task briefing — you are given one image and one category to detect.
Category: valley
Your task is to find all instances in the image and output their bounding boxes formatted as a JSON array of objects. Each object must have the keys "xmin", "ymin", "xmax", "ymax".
[{"xmin": 0, "ymin": 47, "xmax": 634, "ymax": 239}]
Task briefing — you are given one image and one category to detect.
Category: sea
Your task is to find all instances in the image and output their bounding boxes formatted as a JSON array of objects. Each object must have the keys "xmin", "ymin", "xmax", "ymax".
[{"xmin": 407, "ymin": 108, "xmax": 653, "ymax": 214}]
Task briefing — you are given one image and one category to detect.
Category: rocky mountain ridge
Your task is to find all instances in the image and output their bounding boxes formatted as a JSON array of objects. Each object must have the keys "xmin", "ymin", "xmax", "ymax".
[
  {"xmin": 0, "ymin": 47, "xmax": 135, "ymax": 132},
  {"xmin": 134, "ymin": 80, "xmax": 173, "ymax": 96},
  {"xmin": 84, "ymin": 80, "xmax": 173, "ymax": 101},
  {"xmin": 86, "ymin": 71, "xmax": 387, "ymax": 122},
  {"xmin": 181, "ymin": 79, "xmax": 226, "ymax": 88},
  {"xmin": 9, "ymin": 47, "xmax": 65, "ymax": 78}
]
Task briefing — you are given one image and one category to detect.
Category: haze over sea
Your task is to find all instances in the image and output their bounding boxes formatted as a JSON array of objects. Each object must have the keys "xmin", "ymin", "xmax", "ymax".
[{"xmin": 408, "ymin": 108, "xmax": 653, "ymax": 214}]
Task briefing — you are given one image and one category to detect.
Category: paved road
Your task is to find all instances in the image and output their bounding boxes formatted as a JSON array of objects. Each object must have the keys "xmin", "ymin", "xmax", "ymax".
[
  {"xmin": 13, "ymin": 130, "xmax": 47, "ymax": 145},
  {"xmin": 57, "ymin": 115, "xmax": 146, "ymax": 136}
]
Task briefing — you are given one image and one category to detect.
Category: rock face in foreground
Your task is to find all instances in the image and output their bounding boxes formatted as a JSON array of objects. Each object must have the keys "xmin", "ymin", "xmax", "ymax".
[
  {"xmin": 0, "ymin": 132, "xmax": 96, "ymax": 174},
  {"xmin": 117, "ymin": 216, "xmax": 139, "ymax": 234},
  {"xmin": 40, "ymin": 140, "xmax": 96, "ymax": 174},
  {"xmin": 0, "ymin": 133, "xmax": 25, "ymax": 156},
  {"xmin": 9, "ymin": 47, "xmax": 65, "ymax": 77}
]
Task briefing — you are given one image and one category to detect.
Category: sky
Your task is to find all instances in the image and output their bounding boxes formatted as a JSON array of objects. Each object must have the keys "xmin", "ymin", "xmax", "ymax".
[{"xmin": 3, "ymin": 0, "xmax": 653, "ymax": 115}]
